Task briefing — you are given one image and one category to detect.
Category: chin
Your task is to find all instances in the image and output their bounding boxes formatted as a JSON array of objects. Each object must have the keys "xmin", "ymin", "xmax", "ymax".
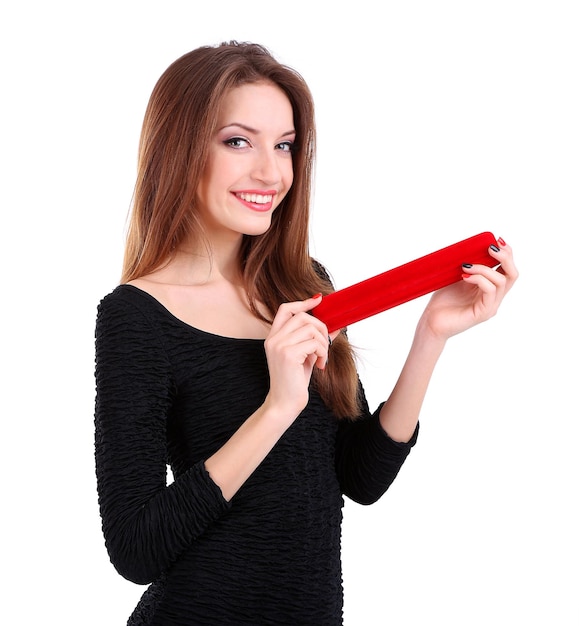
[
  {"xmin": 242, "ymin": 217, "xmax": 273, "ymax": 237},
  {"xmin": 245, "ymin": 227, "xmax": 272, "ymax": 238}
]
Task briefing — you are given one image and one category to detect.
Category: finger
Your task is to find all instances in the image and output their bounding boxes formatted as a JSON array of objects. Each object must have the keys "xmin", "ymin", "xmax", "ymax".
[
  {"xmin": 267, "ymin": 310, "xmax": 330, "ymax": 371},
  {"xmin": 283, "ymin": 323, "xmax": 330, "ymax": 370},
  {"xmin": 327, "ymin": 330, "xmax": 342, "ymax": 356},
  {"xmin": 275, "ymin": 310, "xmax": 329, "ymax": 344},
  {"xmin": 463, "ymin": 262, "xmax": 507, "ymax": 290},
  {"xmin": 462, "ymin": 269, "xmax": 506, "ymax": 312},
  {"xmin": 461, "ymin": 267, "xmax": 505, "ymax": 319},
  {"xmin": 270, "ymin": 294, "xmax": 324, "ymax": 334},
  {"xmin": 492, "ymin": 237, "xmax": 519, "ymax": 290}
]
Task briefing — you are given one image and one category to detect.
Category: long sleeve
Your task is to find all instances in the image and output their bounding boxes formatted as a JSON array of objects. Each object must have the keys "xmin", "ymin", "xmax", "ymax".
[
  {"xmin": 335, "ymin": 394, "xmax": 419, "ymax": 506},
  {"xmin": 313, "ymin": 258, "xmax": 418, "ymax": 504},
  {"xmin": 94, "ymin": 294, "xmax": 231, "ymax": 585}
]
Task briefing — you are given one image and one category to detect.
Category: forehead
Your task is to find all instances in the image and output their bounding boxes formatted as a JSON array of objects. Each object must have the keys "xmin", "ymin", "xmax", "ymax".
[{"xmin": 218, "ymin": 82, "xmax": 294, "ymax": 126}]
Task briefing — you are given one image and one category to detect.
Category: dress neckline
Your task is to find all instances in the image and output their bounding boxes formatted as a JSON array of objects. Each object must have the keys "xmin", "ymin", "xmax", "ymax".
[{"xmin": 118, "ymin": 284, "xmax": 266, "ymax": 344}]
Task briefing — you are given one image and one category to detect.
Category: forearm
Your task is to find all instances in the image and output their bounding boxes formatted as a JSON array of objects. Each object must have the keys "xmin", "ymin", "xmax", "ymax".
[
  {"xmin": 379, "ymin": 318, "xmax": 446, "ymax": 442},
  {"xmin": 204, "ymin": 400, "xmax": 296, "ymax": 501},
  {"xmin": 205, "ymin": 296, "xmax": 333, "ymax": 501}
]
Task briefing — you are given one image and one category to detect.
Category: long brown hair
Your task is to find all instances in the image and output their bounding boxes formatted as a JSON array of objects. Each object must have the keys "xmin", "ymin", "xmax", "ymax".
[{"xmin": 122, "ymin": 41, "xmax": 361, "ymax": 419}]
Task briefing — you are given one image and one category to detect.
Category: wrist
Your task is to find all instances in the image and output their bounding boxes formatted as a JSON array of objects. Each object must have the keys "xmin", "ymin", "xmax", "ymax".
[
  {"xmin": 415, "ymin": 313, "xmax": 449, "ymax": 351},
  {"xmin": 260, "ymin": 395, "xmax": 303, "ymax": 433}
]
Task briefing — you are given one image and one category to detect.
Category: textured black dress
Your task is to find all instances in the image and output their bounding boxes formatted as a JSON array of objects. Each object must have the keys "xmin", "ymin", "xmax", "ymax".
[{"xmin": 94, "ymin": 284, "xmax": 418, "ymax": 625}]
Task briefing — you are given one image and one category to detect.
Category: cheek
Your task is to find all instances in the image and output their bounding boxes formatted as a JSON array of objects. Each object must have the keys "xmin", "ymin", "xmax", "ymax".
[
  {"xmin": 275, "ymin": 183, "xmax": 293, "ymax": 212},
  {"xmin": 277, "ymin": 165, "xmax": 294, "ymax": 205},
  {"xmin": 195, "ymin": 161, "xmax": 215, "ymax": 201},
  {"xmin": 283, "ymin": 159, "xmax": 294, "ymax": 189},
  {"xmin": 196, "ymin": 166, "xmax": 228, "ymax": 205}
]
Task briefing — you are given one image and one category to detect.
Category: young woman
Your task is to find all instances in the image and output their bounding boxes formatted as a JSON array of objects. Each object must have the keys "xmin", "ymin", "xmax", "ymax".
[{"xmin": 94, "ymin": 41, "xmax": 518, "ymax": 625}]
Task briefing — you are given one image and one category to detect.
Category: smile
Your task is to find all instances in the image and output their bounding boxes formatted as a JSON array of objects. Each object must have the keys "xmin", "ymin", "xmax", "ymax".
[{"xmin": 236, "ymin": 192, "xmax": 274, "ymax": 204}]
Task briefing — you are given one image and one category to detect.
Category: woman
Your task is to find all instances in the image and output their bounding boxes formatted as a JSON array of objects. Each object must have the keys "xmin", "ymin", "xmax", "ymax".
[{"xmin": 94, "ymin": 41, "xmax": 517, "ymax": 625}]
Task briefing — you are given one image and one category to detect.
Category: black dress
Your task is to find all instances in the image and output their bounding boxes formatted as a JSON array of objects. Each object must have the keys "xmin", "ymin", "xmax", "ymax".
[{"xmin": 94, "ymin": 284, "xmax": 418, "ymax": 625}]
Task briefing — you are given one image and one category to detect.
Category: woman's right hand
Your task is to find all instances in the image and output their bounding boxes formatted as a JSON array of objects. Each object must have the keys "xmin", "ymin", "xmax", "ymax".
[
  {"xmin": 263, "ymin": 294, "xmax": 330, "ymax": 420},
  {"xmin": 204, "ymin": 294, "xmax": 331, "ymax": 501}
]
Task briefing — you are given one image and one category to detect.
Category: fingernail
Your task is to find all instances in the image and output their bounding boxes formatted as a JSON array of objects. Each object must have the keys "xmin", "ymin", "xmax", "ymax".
[
  {"xmin": 311, "ymin": 293, "xmax": 322, "ymax": 299},
  {"xmin": 462, "ymin": 273, "xmax": 471, "ymax": 280},
  {"xmin": 490, "ymin": 244, "xmax": 500, "ymax": 252},
  {"xmin": 462, "ymin": 263, "xmax": 473, "ymax": 268},
  {"xmin": 498, "ymin": 237, "xmax": 506, "ymax": 246}
]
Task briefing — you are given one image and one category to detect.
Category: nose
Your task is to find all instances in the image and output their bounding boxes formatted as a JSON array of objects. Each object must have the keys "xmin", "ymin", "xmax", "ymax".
[{"xmin": 251, "ymin": 149, "xmax": 281, "ymax": 185}]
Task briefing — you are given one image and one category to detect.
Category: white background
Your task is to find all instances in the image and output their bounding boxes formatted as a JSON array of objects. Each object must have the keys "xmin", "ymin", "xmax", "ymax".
[{"xmin": 1, "ymin": 1, "xmax": 577, "ymax": 624}]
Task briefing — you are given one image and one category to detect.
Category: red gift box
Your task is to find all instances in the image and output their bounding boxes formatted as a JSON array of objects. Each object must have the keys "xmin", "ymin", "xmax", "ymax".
[{"xmin": 312, "ymin": 232, "xmax": 499, "ymax": 333}]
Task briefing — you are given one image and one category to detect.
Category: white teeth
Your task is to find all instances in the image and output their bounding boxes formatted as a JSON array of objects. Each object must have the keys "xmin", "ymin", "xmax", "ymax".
[{"xmin": 238, "ymin": 193, "xmax": 273, "ymax": 204}]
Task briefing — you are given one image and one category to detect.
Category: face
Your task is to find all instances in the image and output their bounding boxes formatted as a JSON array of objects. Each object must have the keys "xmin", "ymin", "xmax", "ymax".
[{"xmin": 195, "ymin": 81, "xmax": 295, "ymax": 242}]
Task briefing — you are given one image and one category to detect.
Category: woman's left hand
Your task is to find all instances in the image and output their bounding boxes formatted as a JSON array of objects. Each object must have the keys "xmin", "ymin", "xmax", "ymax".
[{"xmin": 419, "ymin": 238, "xmax": 518, "ymax": 340}]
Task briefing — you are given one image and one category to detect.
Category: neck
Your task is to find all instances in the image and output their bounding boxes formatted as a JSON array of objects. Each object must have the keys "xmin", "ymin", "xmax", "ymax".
[{"xmin": 170, "ymin": 234, "xmax": 244, "ymax": 286}]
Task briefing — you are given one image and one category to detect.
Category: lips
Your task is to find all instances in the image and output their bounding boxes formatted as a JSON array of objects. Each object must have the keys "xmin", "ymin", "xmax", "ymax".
[{"xmin": 234, "ymin": 191, "xmax": 276, "ymax": 212}]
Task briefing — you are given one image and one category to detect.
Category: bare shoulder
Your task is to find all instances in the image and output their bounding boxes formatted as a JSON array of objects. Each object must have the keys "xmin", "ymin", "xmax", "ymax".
[{"xmin": 126, "ymin": 276, "xmax": 172, "ymax": 301}]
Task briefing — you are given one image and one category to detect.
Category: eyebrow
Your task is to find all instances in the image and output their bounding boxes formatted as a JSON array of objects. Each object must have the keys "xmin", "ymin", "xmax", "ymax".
[{"xmin": 219, "ymin": 123, "xmax": 295, "ymax": 137}]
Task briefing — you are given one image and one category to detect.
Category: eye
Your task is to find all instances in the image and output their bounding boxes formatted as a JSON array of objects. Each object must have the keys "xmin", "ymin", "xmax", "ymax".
[
  {"xmin": 224, "ymin": 136, "xmax": 251, "ymax": 149},
  {"xmin": 276, "ymin": 140, "xmax": 294, "ymax": 153}
]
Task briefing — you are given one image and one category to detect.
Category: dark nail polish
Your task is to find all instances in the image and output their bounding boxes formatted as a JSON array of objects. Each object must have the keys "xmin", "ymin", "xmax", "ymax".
[
  {"xmin": 490, "ymin": 244, "xmax": 500, "ymax": 252},
  {"xmin": 462, "ymin": 263, "xmax": 473, "ymax": 268}
]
